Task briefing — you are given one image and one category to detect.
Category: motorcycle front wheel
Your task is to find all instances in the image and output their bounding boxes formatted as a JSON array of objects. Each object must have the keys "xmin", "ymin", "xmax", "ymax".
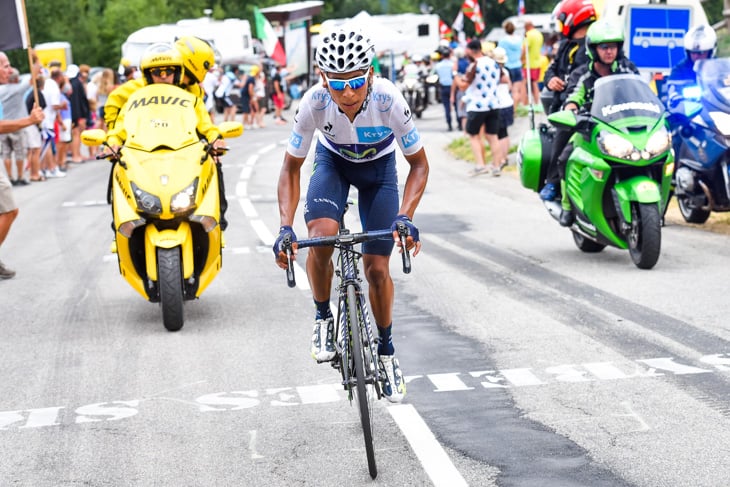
[
  {"xmin": 158, "ymin": 247, "xmax": 185, "ymax": 331},
  {"xmin": 628, "ymin": 203, "xmax": 661, "ymax": 270},
  {"xmin": 677, "ymin": 195, "xmax": 711, "ymax": 224}
]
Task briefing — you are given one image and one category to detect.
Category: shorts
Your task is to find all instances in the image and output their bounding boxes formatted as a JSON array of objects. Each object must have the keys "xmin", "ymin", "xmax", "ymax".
[
  {"xmin": 523, "ymin": 68, "xmax": 541, "ymax": 82},
  {"xmin": 24, "ymin": 125, "xmax": 41, "ymax": 149},
  {"xmin": 508, "ymin": 67, "xmax": 523, "ymax": 82},
  {"xmin": 305, "ymin": 141, "xmax": 398, "ymax": 256},
  {"xmin": 498, "ymin": 107, "xmax": 514, "ymax": 140},
  {"xmin": 0, "ymin": 131, "xmax": 28, "ymax": 160},
  {"xmin": 239, "ymin": 96, "xmax": 251, "ymax": 114},
  {"xmin": 465, "ymin": 109, "xmax": 500, "ymax": 136},
  {"xmin": 59, "ymin": 120, "xmax": 72, "ymax": 143},
  {"xmin": 272, "ymin": 92, "xmax": 284, "ymax": 110},
  {"xmin": 0, "ymin": 172, "xmax": 17, "ymax": 213}
]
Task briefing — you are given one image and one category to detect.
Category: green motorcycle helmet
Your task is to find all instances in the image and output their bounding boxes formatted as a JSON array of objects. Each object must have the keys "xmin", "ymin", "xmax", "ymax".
[{"xmin": 585, "ymin": 20, "xmax": 624, "ymax": 71}]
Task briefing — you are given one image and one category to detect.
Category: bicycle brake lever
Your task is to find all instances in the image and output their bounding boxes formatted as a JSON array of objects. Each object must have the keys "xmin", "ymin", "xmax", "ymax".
[
  {"xmin": 283, "ymin": 235, "xmax": 296, "ymax": 288},
  {"xmin": 396, "ymin": 222, "xmax": 411, "ymax": 274}
]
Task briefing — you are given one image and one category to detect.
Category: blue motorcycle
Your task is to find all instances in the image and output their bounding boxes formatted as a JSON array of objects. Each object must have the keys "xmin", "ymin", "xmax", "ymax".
[{"xmin": 666, "ymin": 58, "xmax": 730, "ymax": 224}]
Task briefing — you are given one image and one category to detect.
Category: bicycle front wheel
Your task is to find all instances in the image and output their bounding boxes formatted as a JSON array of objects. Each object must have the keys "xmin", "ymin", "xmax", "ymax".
[{"xmin": 347, "ymin": 283, "xmax": 377, "ymax": 479}]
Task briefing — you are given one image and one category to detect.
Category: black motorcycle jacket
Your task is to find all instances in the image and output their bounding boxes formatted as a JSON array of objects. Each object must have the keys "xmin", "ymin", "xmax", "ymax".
[
  {"xmin": 543, "ymin": 36, "xmax": 590, "ymax": 112},
  {"xmin": 564, "ymin": 56, "xmax": 639, "ymax": 112}
]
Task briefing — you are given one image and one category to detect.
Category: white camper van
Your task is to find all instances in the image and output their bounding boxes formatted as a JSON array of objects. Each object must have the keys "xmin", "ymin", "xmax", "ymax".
[{"xmin": 121, "ymin": 17, "xmax": 257, "ymax": 67}]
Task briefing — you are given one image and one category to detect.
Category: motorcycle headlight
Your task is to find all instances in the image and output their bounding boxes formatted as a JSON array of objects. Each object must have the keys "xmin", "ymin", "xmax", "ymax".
[
  {"xmin": 645, "ymin": 127, "xmax": 671, "ymax": 157},
  {"xmin": 404, "ymin": 78, "xmax": 417, "ymax": 90},
  {"xmin": 170, "ymin": 178, "xmax": 199, "ymax": 214},
  {"xmin": 131, "ymin": 182, "xmax": 162, "ymax": 215},
  {"xmin": 708, "ymin": 111, "xmax": 730, "ymax": 136},
  {"xmin": 599, "ymin": 131, "xmax": 634, "ymax": 159}
]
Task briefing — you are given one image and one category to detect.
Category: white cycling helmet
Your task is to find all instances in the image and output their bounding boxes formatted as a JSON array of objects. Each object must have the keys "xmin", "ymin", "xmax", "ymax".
[
  {"xmin": 316, "ymin": 28, "xmax": 375, "ymax": 73},
  {"xmin": 684, "ymin": 24, "xmax": 717, "ymax": 58}
]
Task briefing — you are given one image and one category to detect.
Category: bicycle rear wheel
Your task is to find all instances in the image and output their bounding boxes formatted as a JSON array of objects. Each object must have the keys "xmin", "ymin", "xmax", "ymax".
[{"xmin": 347, "ymin": 283, "xmax": 377, "ymax": 479}]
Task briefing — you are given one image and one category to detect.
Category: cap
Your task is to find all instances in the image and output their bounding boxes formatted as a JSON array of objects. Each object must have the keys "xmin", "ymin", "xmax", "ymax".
[{"xmin": 492, "ymin": 47, "xmax": 508, "ymax": 64}]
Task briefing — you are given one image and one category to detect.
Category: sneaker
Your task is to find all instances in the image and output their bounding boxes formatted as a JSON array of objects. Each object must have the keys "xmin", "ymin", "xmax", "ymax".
[
  {"xmin": 380, "ymin": 355, "xmax": 406, "ymax": 403},
  {"xmin": 46, "ymin": 167, "xmax": 67, "ymax": 178},
  {"xmin": 559, "ymin": 209, "xmax": 575, "ymax": 227},
  {"xmin": 0, "ymin": 260, "xmax": 16, "ymax": 280},
  {"xmin": 539, "ymin": 182, "xmax": 557, "ymax": 201},
  {"xmin": 311, "ymin": 317, "xmax": 336, "ymax": 362}
]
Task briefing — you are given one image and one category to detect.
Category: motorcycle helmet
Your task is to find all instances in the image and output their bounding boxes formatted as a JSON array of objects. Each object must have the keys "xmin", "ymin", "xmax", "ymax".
[
  {"xmin": 554, "ymin": 0, "xmax": 598, "ymax": 38},
  {"xmin": 140, "ymin": 43, "xmax": 184, "ymax": 86},
  {"xmin": 683, "ymin": 24, "xmax": 717, "ymax": 59},
  {"xmin": 174, "ymin": 36, "xmax": 215, "ymax": 85},
  {"xmin": 316, "ymin": 28, "xmax": 375, "ymax": 73},
  {"xmin": 585, "ymin": 20, "xmax": 624, "ymax": 67}
]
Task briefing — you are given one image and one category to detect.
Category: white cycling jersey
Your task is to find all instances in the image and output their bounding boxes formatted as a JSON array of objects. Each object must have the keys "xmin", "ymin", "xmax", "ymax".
[{"xmin": 286, "ymin": 77, "xmax": 423, "ymax": 163}]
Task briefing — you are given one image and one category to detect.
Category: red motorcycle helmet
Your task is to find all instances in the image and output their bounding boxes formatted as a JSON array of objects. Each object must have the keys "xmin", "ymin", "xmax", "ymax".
[{"xmin": 554, "ymin": 0, "xmax": 598, "ymax": 38}]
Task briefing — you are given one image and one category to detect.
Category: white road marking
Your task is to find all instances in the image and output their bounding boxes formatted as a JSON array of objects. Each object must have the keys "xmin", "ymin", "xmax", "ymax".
[{"xmin": 388, "ymin": 404, "xmax": 468, "ymax": 487}]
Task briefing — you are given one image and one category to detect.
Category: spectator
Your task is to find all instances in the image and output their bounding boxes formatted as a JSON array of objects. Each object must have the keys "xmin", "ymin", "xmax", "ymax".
[
  {"xmin": 240, "ymin": 65, "xmax": 259, "ymax": 129},
  {"xmin": 0, "ymin": 68, "xmax": 30, "ymax": 185},
  {"xmin": 253, "ymin": 68, "xmax": 267, "ymax": 128},
  {"xmin": 202, "ymin": 65, "xmax": 219, "ymax": 122},
  {"xmin": 492, "ymin": 47, "xmax": 513, "ymax": 170},
  {"xmin": 498, "ymin": 21, "xmax": 525, "ymax": 112},
  {"xmin": 271, "ymin": 64, "xmax": 287, "ymax": 124},
  {"xmin": 90, "ymin": 68, "xmax": 117, "ymax": 131},
  {"xmin": 68, "ymin": 64, "xmax": 90, "ymax": 163},
  {"xmin": 56, "ymin": 76, "xmax": 72, "ymax": 172},
  {"xmin": 0, "ymin": 51, "xmax": 45, "ymax": 279},
  {"xmin": 455, "ymin": 39, "xmax": 506, "ymax": 177},
  {"xmin": 214, "ymin": 66, "xmax": 241, "ymax": 122},
  {"xmin": 41, "ymin": 68, "xmax": 67, "ymax": 179},
  {"xmin": 451, "ymin": 47, "xmax": 469, "ymax": 132},
  {"xmin": 522, "ymin": 20, "xmax": 544, "ymax": 108},
  {"xmin": 24, "ymin": 64, "xmax": 45, "ymax": 182},
  {"xmin": 433, "ymin": 46, "xmax": 455, "ymax": 131}
]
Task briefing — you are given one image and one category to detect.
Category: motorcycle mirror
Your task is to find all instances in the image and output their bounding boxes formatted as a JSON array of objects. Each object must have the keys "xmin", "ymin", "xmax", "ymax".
[
  {"xmin": 81, "ymin": 129, "xmax": 107, "ymax": 147},
  {"xmin": 547, "ymin": 110, "xmax": 577, "ymax": 130}
]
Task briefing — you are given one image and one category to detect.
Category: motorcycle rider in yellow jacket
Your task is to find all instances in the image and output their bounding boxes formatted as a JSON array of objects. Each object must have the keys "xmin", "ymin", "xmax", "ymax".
[
  {"xmin": 106, "ymin": 45, "xmax": 220, "ymax": 147},
  {"xmin": 104, "ymin": 36, "xmax": 215, "ymax": 131}
]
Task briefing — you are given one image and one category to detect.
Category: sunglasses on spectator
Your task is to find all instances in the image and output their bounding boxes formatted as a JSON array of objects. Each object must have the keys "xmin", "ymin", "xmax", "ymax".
[
  {"xmin": 596, "ymin": 43, "xmax": 618, "ymax": 51},
  {"xmin": 149, "ymin": 67, "xmax": 175, "ymax": 78},
  {"xmin": 324, "ymin": 73, "xmax": 368, "ymax": 91}
]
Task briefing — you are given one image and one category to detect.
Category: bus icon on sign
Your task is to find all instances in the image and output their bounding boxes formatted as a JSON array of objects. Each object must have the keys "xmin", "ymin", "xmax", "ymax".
[{"xmin": 633, "ymin": 28, "xmax": 685, "ymax": 48}]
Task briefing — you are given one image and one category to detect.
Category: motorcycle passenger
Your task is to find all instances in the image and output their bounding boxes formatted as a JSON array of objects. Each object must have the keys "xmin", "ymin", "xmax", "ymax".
[
  {"xmin": 106, "ymin": 44, "xmax": 222, "ymax": 150},
  {"xmin": 666, "ymin": 24, "xmax": 717, "ymax": 108},
  {"xmin": 273, "ymin": 28, "xmax": 430, "ymax": 403},
  {"xmin": 555, "ymin": 20, "xmax": 639, "ymax": 226},
  {"xmin": 538, "ymin": 0, "xmax": 598, "ymax": 201}
]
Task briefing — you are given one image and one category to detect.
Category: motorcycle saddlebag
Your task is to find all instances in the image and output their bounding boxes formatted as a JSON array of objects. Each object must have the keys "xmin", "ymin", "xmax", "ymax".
[{"xmin": 518, "ymin": 123, "xmax": 554, "ymax": 192}]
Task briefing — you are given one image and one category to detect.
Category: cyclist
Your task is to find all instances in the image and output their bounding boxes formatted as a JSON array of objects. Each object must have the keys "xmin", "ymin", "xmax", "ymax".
[
  {"xmin": 273, "ymin": 28, "xmax": 430, "ymax": 403},
  {"xmin": 556, "ymin": 20, "xmax": 639, "ymax": 226},
  {"xmin": 666, "ymin": 24, "xmax": 717, "ymax": 107},
  {"xmin": 539, "ymin": 0, "xmax": 598, "ymax": 201}
]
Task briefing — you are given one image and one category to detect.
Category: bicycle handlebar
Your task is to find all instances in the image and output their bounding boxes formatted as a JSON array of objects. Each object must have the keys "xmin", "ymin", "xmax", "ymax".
[{"xmin": 284, "ymin": 227, "xmax": 412, "ymax": 288}]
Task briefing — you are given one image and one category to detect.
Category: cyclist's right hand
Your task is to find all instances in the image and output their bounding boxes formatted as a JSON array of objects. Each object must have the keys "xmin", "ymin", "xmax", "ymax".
[{"xmin": 273, "ymin": 225, "xmax": 297, "ymax": 269}]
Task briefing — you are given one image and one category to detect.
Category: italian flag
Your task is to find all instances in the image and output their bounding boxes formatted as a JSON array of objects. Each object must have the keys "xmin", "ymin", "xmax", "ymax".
[{"xmin": 254, "ymin": 7, "xmax": 286, "ymax": 67}]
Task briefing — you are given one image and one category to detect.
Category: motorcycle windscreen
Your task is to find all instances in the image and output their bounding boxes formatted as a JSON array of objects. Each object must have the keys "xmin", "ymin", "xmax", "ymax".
[
  {"xmin": 591, "ymin": 74, "xmax": 664, "ymax": 126},
  {"xmin": 121, "ymin": 84, "xmax": 201, "ymax": 151},
  {"xmin": 695, "ymin": 58, "xmax": 730, "ymax": 109}
]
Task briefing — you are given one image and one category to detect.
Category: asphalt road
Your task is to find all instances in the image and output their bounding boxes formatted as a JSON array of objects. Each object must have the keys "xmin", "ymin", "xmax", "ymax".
[{"xmin": 1, "ymin": 100, "xmax": 729, "ymax": 486}]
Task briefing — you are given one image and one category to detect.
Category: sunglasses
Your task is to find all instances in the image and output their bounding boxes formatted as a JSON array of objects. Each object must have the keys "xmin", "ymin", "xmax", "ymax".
[
  {"xmin": 596, "ymin": 43, "xmax": 618, "ymax": 51},
  {"xmin": 149, "ymin": 67, "xmax": 175, "ymax": 78},
  {"xmin": 324, "ymin": 73, "xmax": 368, "ymax": 91}
]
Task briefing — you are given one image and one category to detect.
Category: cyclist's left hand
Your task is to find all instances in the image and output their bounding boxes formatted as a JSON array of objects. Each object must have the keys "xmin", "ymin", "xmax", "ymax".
[
  {"xmin": 273, "ymin": 225, "xmax": 298, "ymax": 269},
  {"xmin": 391, "ymin": 214, "xmax": 421, "ymax": 256}
]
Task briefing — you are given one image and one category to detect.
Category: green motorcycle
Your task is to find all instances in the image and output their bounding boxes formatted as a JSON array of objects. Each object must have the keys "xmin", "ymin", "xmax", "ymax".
[{"xmin": 518, "ymin": 74, "xmax": 674, "ymax": 269}]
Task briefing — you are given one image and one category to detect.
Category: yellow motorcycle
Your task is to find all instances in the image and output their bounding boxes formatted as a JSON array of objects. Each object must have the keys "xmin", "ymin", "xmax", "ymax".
[{"xmin": 82, "ymin": 84, "xmax": 243, "ymax": 331}]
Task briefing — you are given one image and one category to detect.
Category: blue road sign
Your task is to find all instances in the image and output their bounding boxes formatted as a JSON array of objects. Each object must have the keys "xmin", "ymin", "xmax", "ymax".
[{"xmin": 626, "ymin": 5, "xmax": 692, "ymax": 72}]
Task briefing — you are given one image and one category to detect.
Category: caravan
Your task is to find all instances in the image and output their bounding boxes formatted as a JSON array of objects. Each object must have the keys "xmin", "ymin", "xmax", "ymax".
[{"xmin": 121, "ymin": 16, "xmax": 257, "ymax": 67}]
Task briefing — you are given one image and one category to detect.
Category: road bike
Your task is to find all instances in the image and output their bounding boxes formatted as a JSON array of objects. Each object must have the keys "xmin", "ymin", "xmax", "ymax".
[{"xmin": 281, "ymin": 205, "xmax": 411, "ymax": 479}]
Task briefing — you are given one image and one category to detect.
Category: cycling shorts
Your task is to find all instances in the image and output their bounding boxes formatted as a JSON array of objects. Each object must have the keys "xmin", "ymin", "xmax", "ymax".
[{"xmin": 305, "ymin": 141, "xmax": 398, "ymax": 256}]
